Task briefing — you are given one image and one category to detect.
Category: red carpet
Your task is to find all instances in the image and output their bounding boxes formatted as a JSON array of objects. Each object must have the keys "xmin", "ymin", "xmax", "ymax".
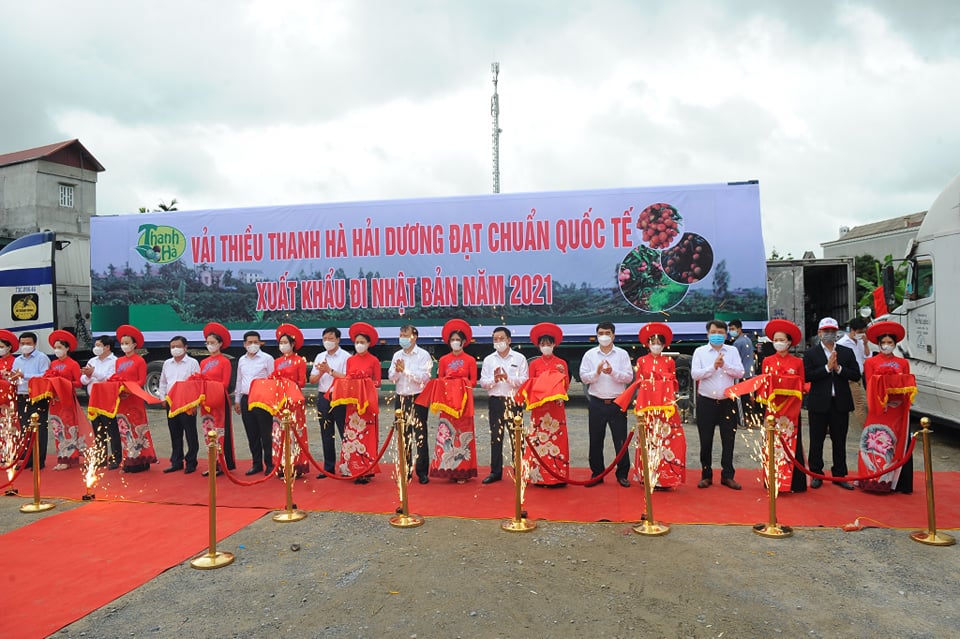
[
  {"xmin": 11, "ymin": 455, "xmax": 960, "ymax": 529},
  {"xmin": 0, "ymin": 501, "xmax": 264, "ymax": 639}
]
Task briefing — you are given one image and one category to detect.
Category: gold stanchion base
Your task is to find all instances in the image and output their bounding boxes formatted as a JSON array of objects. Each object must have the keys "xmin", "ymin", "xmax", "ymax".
[
  {"xmin": 272, "ymin": 509, "xmax": 307, "ymax": 523},
  {"xmin": 19, "ymin": 501, "xmax": 55, "ymax": 513},
  {"xmin": 633, "ymin": 520, "xmax": 670, "ymax": 536},
  {"xmin": 501, "ymin": 517, "xmax": 537, "ymax": 532},
  {"xmin": 190, "ymin": 551, "xmax": 236, "ymax": 570},
  {"xmin": 389, "ymin": 513, "xmax": 425, "ymax": 528},
  {"xmin": 753, "ymin": 522, "xmax": 793, "ymax": 538},
  {"xmin": 910, "ymin": 530, "xmax": 956, "ymax": 546}
]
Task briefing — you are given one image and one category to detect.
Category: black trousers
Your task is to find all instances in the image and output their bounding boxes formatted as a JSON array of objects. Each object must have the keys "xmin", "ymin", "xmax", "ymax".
[
  {"xmin": 92, "ymin": 414, "xmax": 122, "ymax": 465},
  {"xmin": 396, "ymin": 394, "xmax": 430, "ymax": 477},
  {"xmin": 167, "ymin": 410, "xmax": 199, "ymax": 469},
  {"xmin": 488, "ymin": 395, "xmax": 520, "ymax": 477},
  {"xmin": 240, "ymin": 395, "xmax": 274, "ymax": 469},
  {"xmin": 587, "ymin": 396, "xmax": 630, "ymax": 481},
  {"xmin": 316, "ymin": 394, "xmax": 346, "ymax": 473},
  {"xmin": 696, "ymin": 395, "xmax": 737, "ymax": 481},
  {"xmin": 17, "ymin": 395, "xmax": 49, "ymax": 468},
  {"xmin": 807, "ymin": 398, "xmax": 850, "ymax": 477}
]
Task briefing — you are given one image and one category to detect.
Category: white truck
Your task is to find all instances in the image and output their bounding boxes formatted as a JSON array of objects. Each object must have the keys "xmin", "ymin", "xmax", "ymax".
[{"xmin": 893, "ymin": 171, "xmax": 960, "ymax": 425}]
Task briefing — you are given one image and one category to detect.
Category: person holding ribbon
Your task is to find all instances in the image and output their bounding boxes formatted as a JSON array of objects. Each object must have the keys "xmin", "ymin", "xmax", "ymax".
[
  {"xmin": 858, "ymin": 321, "xmax": 916, "ymax": 494},
  {"xmin": 199, "ymin": 322, "xmax": 237, "ymax": 475},
  {"xmin": 81, "ymin": 335, "xmax": 120, "ymax": 469},
  {"xmin": 329, "ymin": 322, "xmax": 382, "ymax": 484},
  {"xmin": 616, "ymin": 322, "xmax": 686, "ymax": 490},
  {"xmin": 418, "ymin": 319, "xmax": 478, "ymax": 483},
  {"xmin": 517, "ymin": 322, "xmax": 570, "ymax": 488},
  {"xmin": 40, "ymin": 330, "xmax": 90, "ymax": 471}
]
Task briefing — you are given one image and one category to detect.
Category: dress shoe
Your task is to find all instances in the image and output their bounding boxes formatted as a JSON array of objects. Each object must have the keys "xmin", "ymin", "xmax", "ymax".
[
  {"xmin": 697, "ymin": 478, "xmax": 712, "ymax": 489},
  {"xmin": 617, "ymin": 477, "xmax": 631, "ymax": 488},
  {"xmin": 264, "ymin": 465, "xmax": 275, "ymax": 476},
  {"xmin": 184, "ymin": 466, "xmax": 197, "ymax": 475},
  {"xmin": 720, "ymin": 478, "xmax": 742, "ymax": 491},
  {"xmin": 162, "ymin": 465, "xmax": 183, "ymax": 474},
  {"xmin": 201, "ymin": 469, "xmax": 223, "ymax": 477},
  {"xmin": 585, "ymin": 477, "xmax": 603, "ymax": 487},
  {"xmin": 836, "ymin": 480, "xmax": 855, "ymax": 490},
  {"xmin": 418, "ymin": 474, "xmax": 429, "ymax": 484},
  {"xmin": 811, "ymin": 478, "xmax": 823, "ymax": 489},
  {"xmin": 107, "ymin": 462, "xmax": 120, "ymax": 471},
  {"xmin": 481, "ymin": 473, "xmax": 502, "ymax": 484},
  {"xmin": 245, "ymin": 466, "xmax": 263, "ymax": 476},
  {"xmin": 316, "ymin": 472, "xmax": 327, "ymax": 479}
]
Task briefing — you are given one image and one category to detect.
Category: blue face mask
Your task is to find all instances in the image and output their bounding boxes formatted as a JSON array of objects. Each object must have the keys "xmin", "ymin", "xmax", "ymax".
[
  {"xmin": 708, "ymin": 334, "xmax": 725, "ymax": 346},
  {"xmin": 399, "ymin": 337, "xmax": 412, "ymax": 349},
  {"xmin": 728, "ymin": 329, "xmax": 739, "ymax": 338}
]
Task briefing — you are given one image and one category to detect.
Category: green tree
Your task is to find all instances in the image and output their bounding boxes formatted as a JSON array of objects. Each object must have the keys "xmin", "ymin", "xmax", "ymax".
[
  {"xmin": 855, "ymin": 253, "xmax": 908, "ymax": 311},
  {"xmin": 139, "ymin": 198, "xmax": 179, "ymax": 213},
  {"xmin": 712, "ymin": 259, "xmax": 730, "ymax": 302},
  {"xmin": 769, "ymin": 246, "xmax": 793, "ymax": 260}
]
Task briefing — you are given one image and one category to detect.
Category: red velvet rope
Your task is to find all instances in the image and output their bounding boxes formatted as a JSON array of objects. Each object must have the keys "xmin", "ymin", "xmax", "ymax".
[
  {"xmin": 216, "ymin": 448, "xmax": 283, "ymax": 487},
  {"xmin": 524, "ymin": 430, "xmax": 635, "ymax": 486},
  {"xmin": 294, "ymin": 423, "xmax": 396, "ymax": 481},
  {"xmin": 0, "ymin": 430, "xmax": 37, "ymax": 489},
  {"xmin": 779, "ymin": 432, "xmax": 918, "ymax": 482}
]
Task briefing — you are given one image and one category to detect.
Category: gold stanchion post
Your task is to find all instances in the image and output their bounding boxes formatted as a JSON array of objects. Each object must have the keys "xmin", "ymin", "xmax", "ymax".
[
  {"xmin": 501, "ymin": 414, "xmax": 536, "ymax": 532},
  {"xmin": 753, "ymin": 415, "xmax": 792, "ymax": 538},
  {"xmin": 391, "ymin": 408, "xmax": 424, "ymax": 528},
  {"xmin": 192, "ymin": 430, "xmax": 235, "ymax": 569},
  {"xmin": 910, "ymin": 417, "xmax": 955, "ymax": 546},
  {"xmin": 273, "ymin": 409, "xmax": 306, "ymax": 523},
  {"xmin": 632, "ymin": 412, "xmax": 669, "ymax": 536},
  {"xmin": 19, "ymin": 413, "xmax": 54, "ymax": 514}
]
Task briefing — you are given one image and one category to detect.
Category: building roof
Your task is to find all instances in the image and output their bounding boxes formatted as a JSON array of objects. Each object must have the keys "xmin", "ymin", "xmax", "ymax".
[
  {"xmin": 822, "ymin": 211, "xmax": 926, "ymax": 245},
  {"xmin": 0, "ymin": 139, "xmax": 105, "ymax": 172}
]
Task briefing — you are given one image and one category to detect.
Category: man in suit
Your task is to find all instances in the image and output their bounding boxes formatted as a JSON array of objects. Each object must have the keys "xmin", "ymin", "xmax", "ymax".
[{"xmin": 803, "ymin": 317, "xmax": 861, "ymax": 490}]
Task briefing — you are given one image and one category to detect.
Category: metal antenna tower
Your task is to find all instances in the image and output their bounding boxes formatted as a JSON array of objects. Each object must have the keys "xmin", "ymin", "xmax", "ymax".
[{"xmin": 491, "ymin": 62, "xmax": 501, "ymax": 193}]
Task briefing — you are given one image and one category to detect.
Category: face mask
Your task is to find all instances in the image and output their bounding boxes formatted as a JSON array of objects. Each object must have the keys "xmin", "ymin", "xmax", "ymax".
[
  {"xmin": 206, "ymin": 343, "xmax": 220, "ymax": 354},
  {"xmin": 728, "ymin": 329, "xmax": 739, "ymax": 338},
  {"xmin": 170, "ymin": 347, "xmax": 186, "ymax": 358},
  {"xmin": 853, "ymin": 333, "xmax": 864, "ymax": 341},
  {"xmin": 494, "ymin": 341, "xmax": 509, "ymax": 353},
  {"xmin": 597, "ymin": 335, "xmax": 613, "ymax": 347},
  {"xmin": 540, "ymin": 345, "xmax": 554, "ymax": 356},
  {"xmin": 354, "ymin": 343, "xmax": 368, "ymax": 354},
  {"xmin": 20, "ymin": 345, "xmax": 35, "ymax": 355},
  {"xmin": 649, "ymin": 344, "xmax": 664, "ymax": 355},
  {"xmin": 246, "ymin": 343, "xmax": 260, "ymax": 355},
  {"xmin": 449, "ymin": 340, "xmax": 463, "ymax": 352},
  {"xmin": 120, "ymin": 343, "xmax": 135, "ymax": 354},
  {"xmin": 0, "ymin": 346, "xmax": 9, "ymax": 356},
  {"xmin": 773, "ymin": 341, "xmax": 790, "ymax": 352},
  {"xmin": 279, "ymin": 343, "xmax": 293, "ymax": 355},
  {"xmin": 399, "ymin": 337, "xmax": 412, "ymax": 349},
  {"xmin": 708, "ymin": 334, "xmax": 725, "ymax": 346},
  {"xmin": 54, "ymin": 347, "xmax": 68, "ymax": 359},
  {"xmin": 820, "ymin": 332, "xmax": 838, "ymax": 344},
  {"xmin": 880, "ymin": 344, "xmax": 895, "ymax": 354},
  {"xmin": 323, "ymin": 340, "xmax": 337, "ymax": 352},
  {"xmin": 93, "ymin": 345, "xmax": 105, "ymax": 357}
]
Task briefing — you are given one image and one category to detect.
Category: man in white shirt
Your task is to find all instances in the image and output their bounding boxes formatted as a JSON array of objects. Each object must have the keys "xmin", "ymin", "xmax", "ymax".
[
  {"xmin": 157, "ymin": 335, "xmax": 201, "ymax": 474},
  {"xmin": 479, "ymin": 327, "xmax": 529, "ymax": 484},
  {"xmin": 691, "ymin": 320, "xmax": 745, "ymax": 490},
  {"xmin": 578, "ymin": 322, "xmax": 634, "ymax": 487},
  {"xmin": 836, "ymin": 317, "xmax": 869, "ymax": 428},
  {"xmin": 81, "ymin": 335, "xmax": 120, "ymax": 469},
  {"xmin": 12, "ymin": 332, "xmax": 50, "ymax": 469},
  {"xmin": 388, "ymin": 324, "xmax": 434, "ymax": 483},
  {"xmin": 310, "ymin": 327, "xmax": 350, "ymax": 478},
  {"xmin": 234, "ymin": 330, "xmax": 275, "ymax": 475}
]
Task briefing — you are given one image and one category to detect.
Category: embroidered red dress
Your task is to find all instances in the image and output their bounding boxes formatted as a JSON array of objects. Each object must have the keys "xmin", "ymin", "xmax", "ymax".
[
  {"xmin": 518, "ymin": 355, "xmax": 570, "ymax": 486},
  {"xmin": 760, "ymin": 352, "xmax": 807, "ymax": 493},
  {"xmin": 330, "ymin": 352, "xmax": 381, "ymax": 478},
  {"xmin": 265, "ymin": 354, "xmax": 309, "ymax": 477},
  {"xmin": 112, "ymin": 353, "xmax": 158, "ymax": 472},
  {"xmin": 37, "ymin": 356, "xmax": 93, "ymax": 467},
  {"xmin": 198, "ymin": 353, "xmax": 236, "ymax": 469},
  {"xmin": 859, "ymin": 354, "xmax": 915, "ymax": 493},
  {"xmin": 419, "ymin": 351, "xmax": 478, "ymax": 481}
]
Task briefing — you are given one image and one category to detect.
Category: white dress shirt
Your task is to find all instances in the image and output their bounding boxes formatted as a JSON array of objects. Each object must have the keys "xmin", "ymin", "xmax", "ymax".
[
  {"xmin": 388, "ymin": 345, "xmax": 433, "ymax": 396},
  {"xmin": 479, "ymin": 349, "xmax": 529, "ymax": 397},
  {"xmin": 836, "ymin": 334, "xmax": 867, "ymax": 373},
  {"xmin": 312, "ymin": 347, "xmax": 350, "ymax": 393},
  {"xmin": 691, "ymin": 343, "xmax": 745, "ymax": 399},
  {"xmin": 12, "ymin": 350, "xmax": 50, "ymax": 394},
  {"xmin": 81, "ymin": 353, "xmax": 118, "ymax": 387},
  {"xmin": 235, "ymin": 350, "xmax": 274, "ymax": 402},
  {"xmin": 578, "ymin": 345, "xmax": 634, "ymax": 399},
  {"xmin": 158, "ymin": 355, "xmax": 201, "ymax": 399}
]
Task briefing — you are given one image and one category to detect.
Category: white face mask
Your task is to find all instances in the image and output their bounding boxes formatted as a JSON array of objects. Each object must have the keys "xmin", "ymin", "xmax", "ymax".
[
  {"xmin": 206, "ymin": 343, "xmax": 220, "ymax": 354},
  {"xmin": 0, "ymin": 346, "xmax": 9, "ymax": 356},
  {"xmin": 354, "ymin": 342, "xmax": 368, "ymax": 354},
  {"xmin": 54, "ymin": 347, "xmax": 68, "ymax": 359},
  {"xmin": 279, "ymin": 343, "xmax": 293, "ymax": 355},
  {"xmin": 773, "ymin": 341, "xmax": 790, "ymax": 352},
  {"xmin": 449, "ymin": 340, "xmax": 463, "ymax": 352},
  {"xmin": 246, "ymin": 343, "xmax": 260, "ymax": 355},
  {"xmin": 597, "ymin": 335, "xmax": 613, "ymax": 347},
  {"xmin": 120, "ymin": 343, "xmax": 135, "ymax": 354},
  {"xmin": 93, "ymin": 345, "xmax": 105, "ymax": 357},
  {"xmin": 323, "ymin": 340, "xmax": 337, "ymax": 352},
  {"xmin": 539, "ymin": 345, "xmax": 554, "ymax": 356},
  {"xmin": 20, "ymin": 344, "xmax": 35, "ymax": 355},
  {"xmin": 494, "ymin": 341, "xmax": 509, "ymax": 353},
  {"xmin": 170, "ymin": 347, "xmax": 185, "ymax": 358},
  {"xmin": 649, "ymin": 344, "xmax": 664, "ymax": 355},
  {"xmin": 880, "ymin": 344, "xmax": 895, "ymax": 354},
  {"xmin": 853, "ymin": 333, "xmax": 864, "ymax": 341}
]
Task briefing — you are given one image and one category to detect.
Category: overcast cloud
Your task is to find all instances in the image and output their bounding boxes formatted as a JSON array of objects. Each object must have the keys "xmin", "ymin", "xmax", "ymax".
[{"xmin": 2, "ymin": 0, "xmax": 957, "ymax": 258}]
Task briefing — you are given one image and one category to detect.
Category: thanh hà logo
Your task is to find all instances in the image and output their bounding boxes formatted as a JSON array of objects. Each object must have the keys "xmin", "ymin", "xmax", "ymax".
[{"xmin": 136, "ymin": 224, "xmax": 185, "ymax": 264}]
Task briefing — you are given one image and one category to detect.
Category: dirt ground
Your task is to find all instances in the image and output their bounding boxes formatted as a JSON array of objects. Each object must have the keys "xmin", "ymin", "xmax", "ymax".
[{"xmin": 5, "ymin": 385, "xmax": 960, "ymax": 639}]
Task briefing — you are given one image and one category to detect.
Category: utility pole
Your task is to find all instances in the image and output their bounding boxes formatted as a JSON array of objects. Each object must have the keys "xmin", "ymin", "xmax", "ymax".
[{"xmin": 491, "ymin": 62, "xmax": 501, "ymax": 194}]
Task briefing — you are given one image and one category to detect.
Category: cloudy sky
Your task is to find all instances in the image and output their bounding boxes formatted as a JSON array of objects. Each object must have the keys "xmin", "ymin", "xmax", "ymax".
[{"xmin": 2, "ymin": 0, "xmax": 957, "ymax": 258}]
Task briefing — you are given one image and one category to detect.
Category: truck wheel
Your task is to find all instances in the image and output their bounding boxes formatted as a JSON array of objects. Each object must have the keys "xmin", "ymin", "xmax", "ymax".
[{"xmin": 145, "ymin": 360, "xmax": 164, "ymax": 405}]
